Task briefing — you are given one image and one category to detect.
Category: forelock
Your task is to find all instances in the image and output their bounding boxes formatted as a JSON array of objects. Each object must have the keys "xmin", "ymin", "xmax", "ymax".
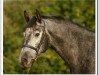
[{"xmin": 27, "ymin": 16, "xmax": 37, "ymax": 27}]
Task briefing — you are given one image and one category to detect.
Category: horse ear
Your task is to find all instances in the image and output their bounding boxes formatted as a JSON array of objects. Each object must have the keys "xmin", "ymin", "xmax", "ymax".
[
  {"xmin": 24, "ymin": 10, "xmax": 30, "ymax": 23},
  {"xmin": 35, "ymin": 9, "xmax": 41, "ymax": 23}
]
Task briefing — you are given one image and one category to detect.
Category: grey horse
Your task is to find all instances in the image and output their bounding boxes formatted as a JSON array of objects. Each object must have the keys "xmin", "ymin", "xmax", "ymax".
[{"xmin": 19, "ymin": 10, "xmax": 95, "ymax": 74}]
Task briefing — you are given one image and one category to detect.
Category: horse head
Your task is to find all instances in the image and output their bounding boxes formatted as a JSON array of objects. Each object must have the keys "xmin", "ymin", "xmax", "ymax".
[{"xmin": 19, "ymin": 10, "xmax": 49, "ymax": 69}]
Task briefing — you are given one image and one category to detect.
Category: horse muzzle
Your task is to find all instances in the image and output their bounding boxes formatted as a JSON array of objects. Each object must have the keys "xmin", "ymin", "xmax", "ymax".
[
  {"xmin": 19, "ymin": 47, "xmax": 37, "ymax": 69},
  {"xmin": 20, "ymin": 57, "xmax": 35, "ymax": 69}
]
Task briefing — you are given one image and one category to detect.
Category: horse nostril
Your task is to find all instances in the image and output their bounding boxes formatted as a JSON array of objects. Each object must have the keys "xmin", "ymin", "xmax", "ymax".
[{"xmin": 21, "ymin": 58, "xmax": 27, "ymax": 62}]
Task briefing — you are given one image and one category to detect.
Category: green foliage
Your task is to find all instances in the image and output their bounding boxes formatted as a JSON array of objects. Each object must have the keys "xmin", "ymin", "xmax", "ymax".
[{"xmin": 3, "ymin": 0, "xmax": 95, "ymax": 74}]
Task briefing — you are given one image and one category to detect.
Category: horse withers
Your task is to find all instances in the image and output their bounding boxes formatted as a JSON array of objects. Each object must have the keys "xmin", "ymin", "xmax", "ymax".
[{"xmin": 19, "ymin": 10, "xmax": 95, "ymax": 74}]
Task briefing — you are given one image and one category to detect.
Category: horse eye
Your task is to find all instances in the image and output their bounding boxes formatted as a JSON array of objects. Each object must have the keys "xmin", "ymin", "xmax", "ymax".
[{"xmin": 35, "ymin": 33, "xmax": 40, "ymax": 37}]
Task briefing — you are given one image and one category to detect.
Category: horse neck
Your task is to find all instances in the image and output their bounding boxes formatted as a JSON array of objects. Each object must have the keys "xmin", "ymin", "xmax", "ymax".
[
  {"xmin": 44, "ymin": 19, "xmax": 79, "ymax": 68},
  {"xmin": 44, "ymin": 18, "xmax": 95, "ymax": 73}
]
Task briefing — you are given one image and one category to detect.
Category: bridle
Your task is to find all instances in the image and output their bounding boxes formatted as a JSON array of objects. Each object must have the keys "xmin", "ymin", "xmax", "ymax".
[{"xmin": 23, "ymin": 20, "xmax": 46, "ymax": 55}]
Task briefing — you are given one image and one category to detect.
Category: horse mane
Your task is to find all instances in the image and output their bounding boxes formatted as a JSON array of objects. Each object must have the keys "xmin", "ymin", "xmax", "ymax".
[
  {"xmin": 42, "ymin": 15, "xmax": 65, "ymax": 20},
  {"xmin": 42, "ymin": 15, "xmax": 95, "ymax": 33}
]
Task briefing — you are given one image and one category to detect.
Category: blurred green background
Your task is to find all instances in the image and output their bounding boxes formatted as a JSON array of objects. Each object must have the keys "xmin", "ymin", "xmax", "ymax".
[{"xmin": 3, "ymin": 0, "xmax": 95, "ymax": 74}]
